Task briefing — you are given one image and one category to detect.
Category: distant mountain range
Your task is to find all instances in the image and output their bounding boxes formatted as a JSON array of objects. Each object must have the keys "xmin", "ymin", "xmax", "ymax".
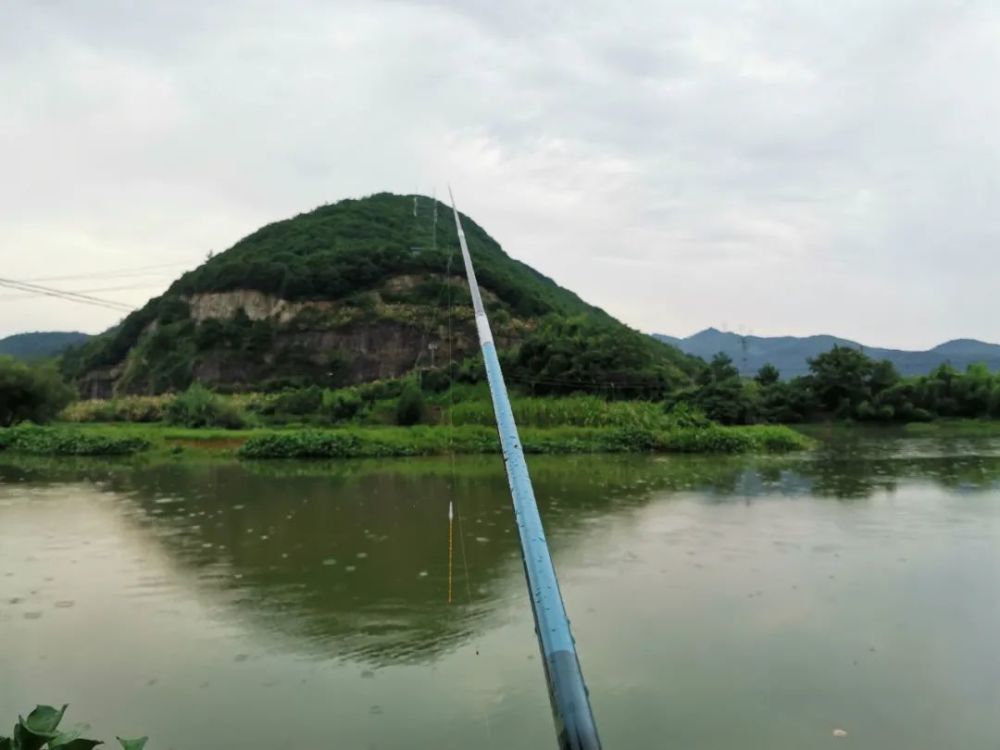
[
  {"xmin": 653, "ymin": 328, "xmax": 1000, "ymax": 378},
  {"xmin": 0, "ymin": 331, "xmax": 91, "ymax": 360}
]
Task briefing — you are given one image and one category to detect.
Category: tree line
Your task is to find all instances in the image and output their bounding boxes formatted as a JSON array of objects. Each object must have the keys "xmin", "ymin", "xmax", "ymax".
[
  {"xmin": 3, "ymin": 343, "xmax": 1000, "ymax": 429},
  {"xmin": 671, "ymin": 345, "xmax": 1000, "ymax": 424}
]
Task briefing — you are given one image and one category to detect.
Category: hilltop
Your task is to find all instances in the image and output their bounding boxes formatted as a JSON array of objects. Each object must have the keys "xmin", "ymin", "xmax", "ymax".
[
  {"xmin": 655, "ymin": 328, "xmax": 1000, "ymax": 377},
  {"xmin": 0, "ymin": 331, "xmax": 91, "ymax": 360},
  {"xmin": 64, "ymin": 193, "xmax": 700, "ymax": 397}
]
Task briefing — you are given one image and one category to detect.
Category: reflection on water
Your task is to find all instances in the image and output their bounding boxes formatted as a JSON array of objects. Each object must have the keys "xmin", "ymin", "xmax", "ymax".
[{"xmin": 1, "ymin": 433, "xmax": 999, "ymax": 749}]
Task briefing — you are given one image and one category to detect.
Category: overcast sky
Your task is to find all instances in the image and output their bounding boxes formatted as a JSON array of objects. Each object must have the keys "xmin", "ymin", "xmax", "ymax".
[{"xmin": 2, "ymin": 0, "xmax": 998, "ymax": 348}]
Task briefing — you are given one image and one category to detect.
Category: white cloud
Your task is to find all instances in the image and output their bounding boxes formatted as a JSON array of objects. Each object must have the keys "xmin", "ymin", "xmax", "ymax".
[{"xmin": 1, "ymin": 0, "xmax": 998, "ymax": 349}]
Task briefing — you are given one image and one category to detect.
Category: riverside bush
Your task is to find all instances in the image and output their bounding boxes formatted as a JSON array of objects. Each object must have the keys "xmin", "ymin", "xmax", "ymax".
[
  {"xmin": 237, "ymin": 424, "xmax": 809, "ymax": 459},
  {"xmin": 395, "ymin": 383, "xmax": 425, "ymax": 426},
  {"xmin": 0, "ymin": 357, "xmax": 75, "ymax": 427},
  {"xmin": 0, "ymin": 424, "xmax": 150, "ymax": 455},
  {"xmin": 164, "ymin": 384, "xmax": 246, "ymax": 429},
  {"xmin": 238, "ymin": 426, "xmax": 499, "ymax": 459},
  {"xmin": 449, "ymin": 396, "xmax": 665, "ymax": 429},
  {"xmin": 61, "ymin": 395, "xmax": 171, "ymax": 423}
]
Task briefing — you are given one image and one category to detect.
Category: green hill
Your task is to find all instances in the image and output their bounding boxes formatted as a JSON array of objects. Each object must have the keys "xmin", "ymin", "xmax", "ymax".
[
  {"xmin": 0, "ymin": 331, "xmax": 91, "ymax": 360},
  {"xmin": 64, "ymin": 193, "xmax": 700, "ymax": 397}
]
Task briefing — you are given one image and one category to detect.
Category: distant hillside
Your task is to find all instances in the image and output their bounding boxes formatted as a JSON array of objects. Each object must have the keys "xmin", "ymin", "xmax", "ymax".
[
  {"xmin": 64, "ymin": 192, "xmax": 700, "ymax": 396},
  {"xmin": 654, "ymin": 328, "xmax": 1000, "ymax": 378},
  {"xmin": 0, "ymin": 331, "xmax": 91, "ymax": 360}
]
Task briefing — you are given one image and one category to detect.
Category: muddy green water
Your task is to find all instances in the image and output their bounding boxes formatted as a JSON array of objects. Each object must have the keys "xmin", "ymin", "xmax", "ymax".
[{"xmin": 2, "ymin": 433, "xmax": 999, "ymax": 749}]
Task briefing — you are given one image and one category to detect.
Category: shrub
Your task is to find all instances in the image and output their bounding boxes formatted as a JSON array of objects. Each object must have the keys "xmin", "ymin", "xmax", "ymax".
[
  {"xmin": 357, "ymin": 378, "xmax": 405, "ymax": 403},
  {"xmin": 0, "ymin": 425, "xmax": 150, "ymax": 455},
  {"xmin": 599, "ymin": 426, "xmax": 659, "ymax": 452},
  {"xmin": 663, "ymin": 402, "xmax": 712, "ymax": 428},
  {"xmin": 322, "ymin": 387, "xmax": 364, "ymax": 422},
  {"xmin": 267, "ymin": 385, "xmax": 323, "ymax": 416},
  {"xmin": 0, "ymin": 357, "xmax": 75, "ymax": 427},
  {"xmin": 449, "ymin": 395, "xmax": 665, "ymax": 429},
  {"xmin": 236, "ymin": 423, "xmax": 810, "ymax": 459},
  {"xmin": 659, "ymin": 425, "xmax": 752, "ymax": 453},
  {"xmin": 239, "ymin": 430, "xmax": 364, "ymax": 458},
  {"xmin": 164, "ymin": 384, "xmax": 246, "ymax": 429},
  {"xmin": 61, "ymin": 395, "xmax": 171, "ymax": 423},
  {"xmin": 396, "ymin": 383, "xmax": 425, "ymax": 426},
  {"xmin": 1, "ymin": 703, "xmax": 148, "ymax": 748},
  {"xmin": 655, "ymin": 424, "xmax": 809, "ymax": 453},
  {"xmin": 418, "ymin": 367, "xmax": 453, "ymax": 393}
]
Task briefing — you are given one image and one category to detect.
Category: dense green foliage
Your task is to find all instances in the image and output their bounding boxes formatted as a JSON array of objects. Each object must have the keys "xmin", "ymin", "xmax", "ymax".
[
  {"xmin": 0, "ymin": 357, "xmax": 75, "ymax": 427},
  {"xmin": 168, "ymin": 193, "xmax": 605, "ymax": 315},
  {"xmin": 395, "ymin": 382, "xmax": 425, "ymax": 426},
  {"xmin": 669, "ymin": 347, "xmax": 1000, "ymax": 424},
  {"xmin": 0, "ymin": 331, "xmax": 90, "ymax": 361},
  {"xmin": 0, "ymin": 424, "xmax": 150, "ymax": 455},
  {"xmin": 0, "ymin": 704, "xmax": 147, "ymax": 749},
  {"xmin": 163, "ymin": 384, "xmax": 246, "ymax": 429},
  {"xmin": 62, "ymin": 395, "xmax": 171, "ymax": 423},
  {"xmin": 509, "ymin": 315, "xmax": 699, "ymax": 399},
  {"xmin": 237, "ymin": 423, "xmax": 809, "ymax": 459},
  {"xmin": 449, "ymin": 394, "xmax": 666, "ymax": 428}
]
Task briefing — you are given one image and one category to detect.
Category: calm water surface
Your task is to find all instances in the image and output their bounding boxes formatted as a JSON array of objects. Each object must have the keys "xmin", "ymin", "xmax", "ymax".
[{"xmin": 2, "ymin": 433, "xmax": 999, "ymax": 749}]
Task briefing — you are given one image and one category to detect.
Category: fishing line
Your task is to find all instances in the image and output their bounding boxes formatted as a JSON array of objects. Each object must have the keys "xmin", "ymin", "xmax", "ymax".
[
  {"xmin": 441, "ymin": 199, "xmax": 492, "ymax": 742},
  {"xmin": 444, "ymin": 223, "xmax": 473, "ymax": 608}
]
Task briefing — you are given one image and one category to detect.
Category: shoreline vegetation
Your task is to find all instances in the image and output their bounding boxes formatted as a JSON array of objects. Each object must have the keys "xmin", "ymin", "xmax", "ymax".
[
  {"xmin": 5, "ymin": 417, "xmax": 1000, "ymax": 462},
  {"xmin": 0, "ymin": 421, "xmax": 812, "ymax": 459},
  {"xmin": 4, "ymin": 341, "xmax": 1000, "ymax": 460}
]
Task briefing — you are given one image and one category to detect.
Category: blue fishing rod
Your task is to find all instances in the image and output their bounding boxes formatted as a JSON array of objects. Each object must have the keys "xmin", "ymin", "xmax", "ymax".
[{"xmin": 449, "ymin": 191, "xmax": 603, "ymax": 750}]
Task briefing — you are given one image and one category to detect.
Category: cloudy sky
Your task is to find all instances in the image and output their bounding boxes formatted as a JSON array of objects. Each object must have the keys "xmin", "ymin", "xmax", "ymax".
[{"xmin": 2, "ymin": 0, "xmax": 998, "ymax": 348}]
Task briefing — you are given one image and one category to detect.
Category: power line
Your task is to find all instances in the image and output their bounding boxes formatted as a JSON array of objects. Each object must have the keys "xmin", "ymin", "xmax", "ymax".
[
  {"xmin": 0, "ymin": 278, "xmax": 134, "ymax": 312},
  {"xmin": 0, "ymin": 282, "xmax": 165, "ymax": 303},
  {"xmin": 22, "ymin": 262, "xmax": 191, "ymax": 284}
]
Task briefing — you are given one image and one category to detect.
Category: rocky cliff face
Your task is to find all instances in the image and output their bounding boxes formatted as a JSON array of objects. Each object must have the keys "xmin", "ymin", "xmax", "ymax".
[
  {"xmin": 191, "ymin": 320, "xmax": 480, "ymax": 388},
  {"xmin": 79, "ymin": 365, "xmax": 121, "ymax": 400},
  {"xmin": 189, "ymin": 290, "xmax": 317, "ymax": 324},
  {"xmin": 88, "ymin": 276, "xmax": 531, "ymax": 395}
]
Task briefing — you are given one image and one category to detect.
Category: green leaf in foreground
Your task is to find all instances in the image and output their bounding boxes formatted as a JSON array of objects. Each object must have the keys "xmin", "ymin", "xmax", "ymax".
[
  {"xmin": 116, "ymin": 737, "xmax": 148, "ymax": 750},
  {"xmin": 22, "ymin": 705, "xmax": 68, "ymax": 737},
  {"xmin": 15, "ymin": 704, "xmax": 68, "ymax": 750},
  {"xmin": 50, "ymin": 739, "xmax": 104, "ymax": 750},
  {"xmin": 48, "ymin": 724, "xmax": 104, "ymax": 750},
  {"xmin": 0, "ymin": 736, "xmax": 11, "ymax": 750}
]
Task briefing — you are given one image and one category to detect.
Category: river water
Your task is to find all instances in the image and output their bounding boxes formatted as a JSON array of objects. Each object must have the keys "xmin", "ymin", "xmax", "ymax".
[{"xmin": 2, "ymin": 432, "xmax": 999, "ymax": 749}]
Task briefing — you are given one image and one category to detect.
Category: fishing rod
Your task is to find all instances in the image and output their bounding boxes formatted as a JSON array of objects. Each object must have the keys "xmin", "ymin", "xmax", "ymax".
[{"xmin": 448, "ymin": 190, "xmax": 602, "ymax": 750}]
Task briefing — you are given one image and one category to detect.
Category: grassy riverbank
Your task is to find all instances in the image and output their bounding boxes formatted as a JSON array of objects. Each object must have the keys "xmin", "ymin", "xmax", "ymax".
[
  {"xmin": 0, "ymin": 421, "xmax": 811, "ymax": 459},
  {"xmin": 794, "ymin": 418, "xmax": 1000, "ymax": 440}
]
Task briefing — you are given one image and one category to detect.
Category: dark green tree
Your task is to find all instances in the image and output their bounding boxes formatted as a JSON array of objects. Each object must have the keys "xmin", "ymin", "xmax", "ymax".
[
  {"xmin": 755, "ymin": 363, "xmax": 781, "ymax": 387},
  {"xmin": 396, "ymin": 382, "xmax": 425, "ymax": 426},
  {"xmin": 0, "ymin": 357, "xmax": 75, "ymax": 427},
  {"xmin": 807, "ymin": 346, "xmax": 875, "ymax": 415},
  {"xmin": 511, "ymin": 315, "xmax": 695, "ymax": 399},
  {"xmin": 699, "ymin": 353, "xmax": 740, "ymax": 385}
]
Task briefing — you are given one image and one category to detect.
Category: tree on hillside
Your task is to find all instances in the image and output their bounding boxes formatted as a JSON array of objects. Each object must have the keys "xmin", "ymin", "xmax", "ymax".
[
  {"xmin": 755, "ymin": 363, "xmax": 781, "ymax": 387},
  {"xmin": 511, "ymin": 315, "xmax": 691, "ymax": 399}
]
